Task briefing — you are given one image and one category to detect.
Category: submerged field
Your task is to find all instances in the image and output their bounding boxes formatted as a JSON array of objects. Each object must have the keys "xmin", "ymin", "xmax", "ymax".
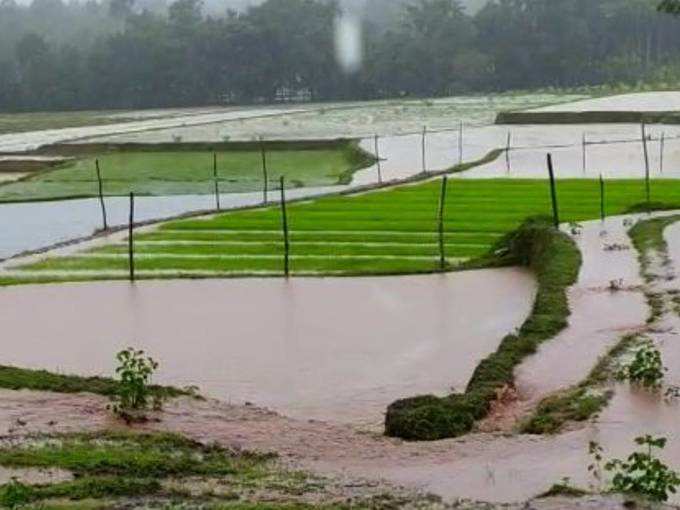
[
  {"xmin": 0, "ymin": 110, "xmax": 127, "ymax": 135},
  {"xmin": 0, "ymin": 141, "xmax": 370, "ymax": 202},
  {"xmin": 5, "ymin": 177, "xmax": 680, "ymax": 283}
]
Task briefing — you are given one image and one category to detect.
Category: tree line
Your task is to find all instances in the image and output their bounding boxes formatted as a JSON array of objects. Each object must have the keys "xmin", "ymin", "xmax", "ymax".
[{"xmin": 1, "ymin": 0, "xmax": 679, "ymax": 112}]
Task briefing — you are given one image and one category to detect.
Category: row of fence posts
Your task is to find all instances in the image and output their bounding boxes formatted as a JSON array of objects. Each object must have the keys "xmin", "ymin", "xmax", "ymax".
[
  {"xmin": 96, "ymin": 126, "xmax": 661, "ymax": 282},
  {"xmin": 580, "ymin": 123, "xmax": 664, "ymax": 185},
  {"xmin": 94, "ymin": 138, "xmax": 285, "ymax": 282},
  {"xmin": 547, "ymin": 155, "xmax": 610, "ymax": 229},
  {"xmin": 546, "ymin": 149, "xmax": 653, "ymax": 231},
  {"xmin": 94, "ymin": 138, "xmax": 276, "ymax": 231},
  {"xmin": 120, "ymin": 178, "xmax": 290, "ymax": 282},
  {"xmin": 415, "ymin": 122, "xmax": 466, "ymax": 175}
]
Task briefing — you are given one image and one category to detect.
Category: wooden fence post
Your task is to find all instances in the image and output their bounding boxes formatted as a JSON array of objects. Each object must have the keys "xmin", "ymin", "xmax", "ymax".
[
  {"xmin": 505, "ymin": 132, "xmax": 512, "ymax": 173},
  {"xmin": 213, "ymin": 152, "xmax": 220, "ymax": 211},
  {"xmin": 458, "ymin": 121, "xmax": 464, "ymax": 164},
  {"xmin": 582, "ymin": 132, "xmax": 587, "ymax": 174},
  {"xmin": 128, "ymin": 192, "xmax": 135, "ymax": 282},
  {"xmin": 261, "ymin": 138, "xmax": 269, "ymax": 204},
  {"xmin": 95, "ymin": 159, "xmax": 108, "ymax": 230},
  {"xmin": 547, "ymin": 154, "xmax": 559, "ymax": 229},
  {"xmin": 642, "ymin": 123, "xmax": 651, "ymax": 208},
  {"xmin": 374, "ymin": 134, "xmax": 382, "ymax": 183},
  {"xmin": 600, "ymin": 174, "xmax": 605, "ymax": 222},
  {"xmin": 660, "ymin": 131, "xmax": 665, "ymax": 174},
  {"xmin": 280, "ymin": 176, "xmax": 290, "ymax": 277},
  {"xmin": 437, "ymin": 176, "xmax": 448, "ymax": 271},
  {"xmin": 421, "ymin": 126, "xmax": 427, "ymax": 173}
]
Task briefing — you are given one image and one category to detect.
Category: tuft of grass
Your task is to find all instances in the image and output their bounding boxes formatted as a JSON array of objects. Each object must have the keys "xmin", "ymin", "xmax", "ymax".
[
  {"xmin": 522, "ymin": 388, "xmax": 611, "ymax": 435},
  {"xmin": 537, "ymin": 480, "xmax": 589, "ymax": 498},
  {"xmin": 385, "ymin": 217, "xmax": 582, "ymax": 440}
]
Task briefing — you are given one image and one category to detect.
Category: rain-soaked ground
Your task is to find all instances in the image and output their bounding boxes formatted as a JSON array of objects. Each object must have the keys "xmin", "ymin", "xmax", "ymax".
[{"xmin": 0, "ymin": 268, "xmax": 535, "ymax": 427}]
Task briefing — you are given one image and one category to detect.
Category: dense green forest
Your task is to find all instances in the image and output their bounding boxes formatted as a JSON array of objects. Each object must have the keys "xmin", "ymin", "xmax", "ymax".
[{"xmin": 0, "ymin": 0, "xmax": 679, "ymax": 111}]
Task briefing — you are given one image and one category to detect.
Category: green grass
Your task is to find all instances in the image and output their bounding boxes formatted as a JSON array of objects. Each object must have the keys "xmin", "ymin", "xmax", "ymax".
[
  {"xmin": 0, "ymin": 431, "xmax": 264, "ymax": 478},
  {"xmin": 628, "ymin": 214, "xmax": 680, "ymax": 279},
  {"xmin": 521, "ymin": 388, "xmax": 612, "ymax": 435},
  {"xmin": 8, "ymin": 178, "xmax": 680, "ymax": 285},
  {"xmin": 383, "ymin": 217, "xmax": 582, "ymax": 440},
  {"xmin": 0, "ymin": 365, "xmax": 190, "ymax": 399},
  {"xmin": 0, "ymin": 140, "xmax": 373, "ymax": 202},
  {"xmin": 0, "ymin": 431, "xmax": 299, "ymax": 508},
  {"xmin": 0, "ymin": 431, "xmax": 355, "ymax": 509}
]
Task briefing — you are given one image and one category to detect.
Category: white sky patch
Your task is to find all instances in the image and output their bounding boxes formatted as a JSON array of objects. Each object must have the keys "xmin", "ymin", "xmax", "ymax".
[{"xmin": 334, "ymin": 13, "xmax": 363, "ymax": 74}]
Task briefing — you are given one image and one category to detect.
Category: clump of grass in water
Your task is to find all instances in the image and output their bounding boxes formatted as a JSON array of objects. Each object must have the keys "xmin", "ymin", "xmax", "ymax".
[
  {"xmin": 521, "ymin": 332, "xmax": 642, "ymax": 435},
  {"xmin": 628, "ymin": 214, "xmax": 680, "ymax": 282},
  {"xmin": 538, "ymin": 477, "xmax": 588, "ymax": 499}
]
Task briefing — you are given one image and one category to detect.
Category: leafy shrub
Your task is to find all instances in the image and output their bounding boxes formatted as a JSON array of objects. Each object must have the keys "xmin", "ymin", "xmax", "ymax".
[
  {"xmin": 605, "ymin": 436, "xmax": 680, "ymax": 502},
  {"xmin": 618, "ymin": 342, "xmax": 666, "ymax": 390},
  {"xmin": 110, "ymin": 348, "xmax": 160, "ymax": 419}
]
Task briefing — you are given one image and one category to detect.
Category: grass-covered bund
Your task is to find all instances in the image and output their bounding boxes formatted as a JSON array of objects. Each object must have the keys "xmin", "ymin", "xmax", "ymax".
[
  {"xmin": 385, "ymin": 217, "xmax": 582, "ymax": 440},
  {"xmin": 0, "ymin": 139, "xmax": 373, "ymax": 202},
  {"xmin": 7, "ymin": 177, "xmax": 680, "ymax": 284}
]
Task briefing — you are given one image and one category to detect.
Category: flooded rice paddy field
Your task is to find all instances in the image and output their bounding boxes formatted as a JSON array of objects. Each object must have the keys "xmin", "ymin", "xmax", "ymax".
[
  {"xmin": 0, "ymin": 269, "xmax": 536, "ymax": 427},
  {"xmin": 5, "ymin": 213, "xmax": 680, "ymax": 505},
  {"xmin": 0, "ymin": 142, "xmax": 364, "ymax": 202},
  {"xmin": 0, "ymin": 106, "xmax": 310, "ymax": 153},
  {"xmin": 0, "ymin": 185, "xmax": 338, "ymax": 260},
  {"xmin": 6, "ymin": 92, "xmax": 680, "ymax": 505},
  {"xmin": 9, "ymin": 178, "xmax": 680, "ymax": 283},
  {"xmin": 82, "ymin": 93, "xmax": 583, "ymax": 144},
  {"xmin": 3, "ymin": 91, "xmax": 678, "ymax": 260}
]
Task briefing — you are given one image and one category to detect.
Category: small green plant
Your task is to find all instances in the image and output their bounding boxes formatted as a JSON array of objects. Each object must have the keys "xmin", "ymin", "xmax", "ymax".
[
  {"xmin": 617, "ymin": 342, "xmax": 666, "ymax": 390},
  {"xmin": 0, "ymin": 478, "xmax": 33, "ymax": 509},
  {"xmin": 605, "ymin": 436, "xmax": 680, "ymax": 502},
  {"xmin": 110, "ymin": 348, "xmax": 160, "ymax": 420},
  {"xmin": 588, "ymin": 441, "xmax": 605, "ymax": 491}
]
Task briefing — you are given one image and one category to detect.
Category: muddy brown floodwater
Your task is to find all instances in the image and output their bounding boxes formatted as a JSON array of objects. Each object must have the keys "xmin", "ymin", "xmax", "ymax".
[
  {"xmin": 6, "ymin": 214, "xmax": 680, "ymax": 504},
  {"xmin": 0, "ymin": 269, "xmax": 535, "ymax": 427}
]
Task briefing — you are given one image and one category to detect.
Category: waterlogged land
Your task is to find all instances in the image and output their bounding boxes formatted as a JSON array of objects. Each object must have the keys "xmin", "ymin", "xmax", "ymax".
[
  {"xmin": 90, "ymin": 93, "xmax": 587, "ymax": 144},
  {"xmin": 0, "ymin": 142, "xmax": 370, "ymax": 202},
  {"xmin": 5, "ymin": 178, "xmax": 680, "ymax": 283},
  {"xmin": 5, "ymin": 212, "xmax": 680, "ymax": 508}
]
